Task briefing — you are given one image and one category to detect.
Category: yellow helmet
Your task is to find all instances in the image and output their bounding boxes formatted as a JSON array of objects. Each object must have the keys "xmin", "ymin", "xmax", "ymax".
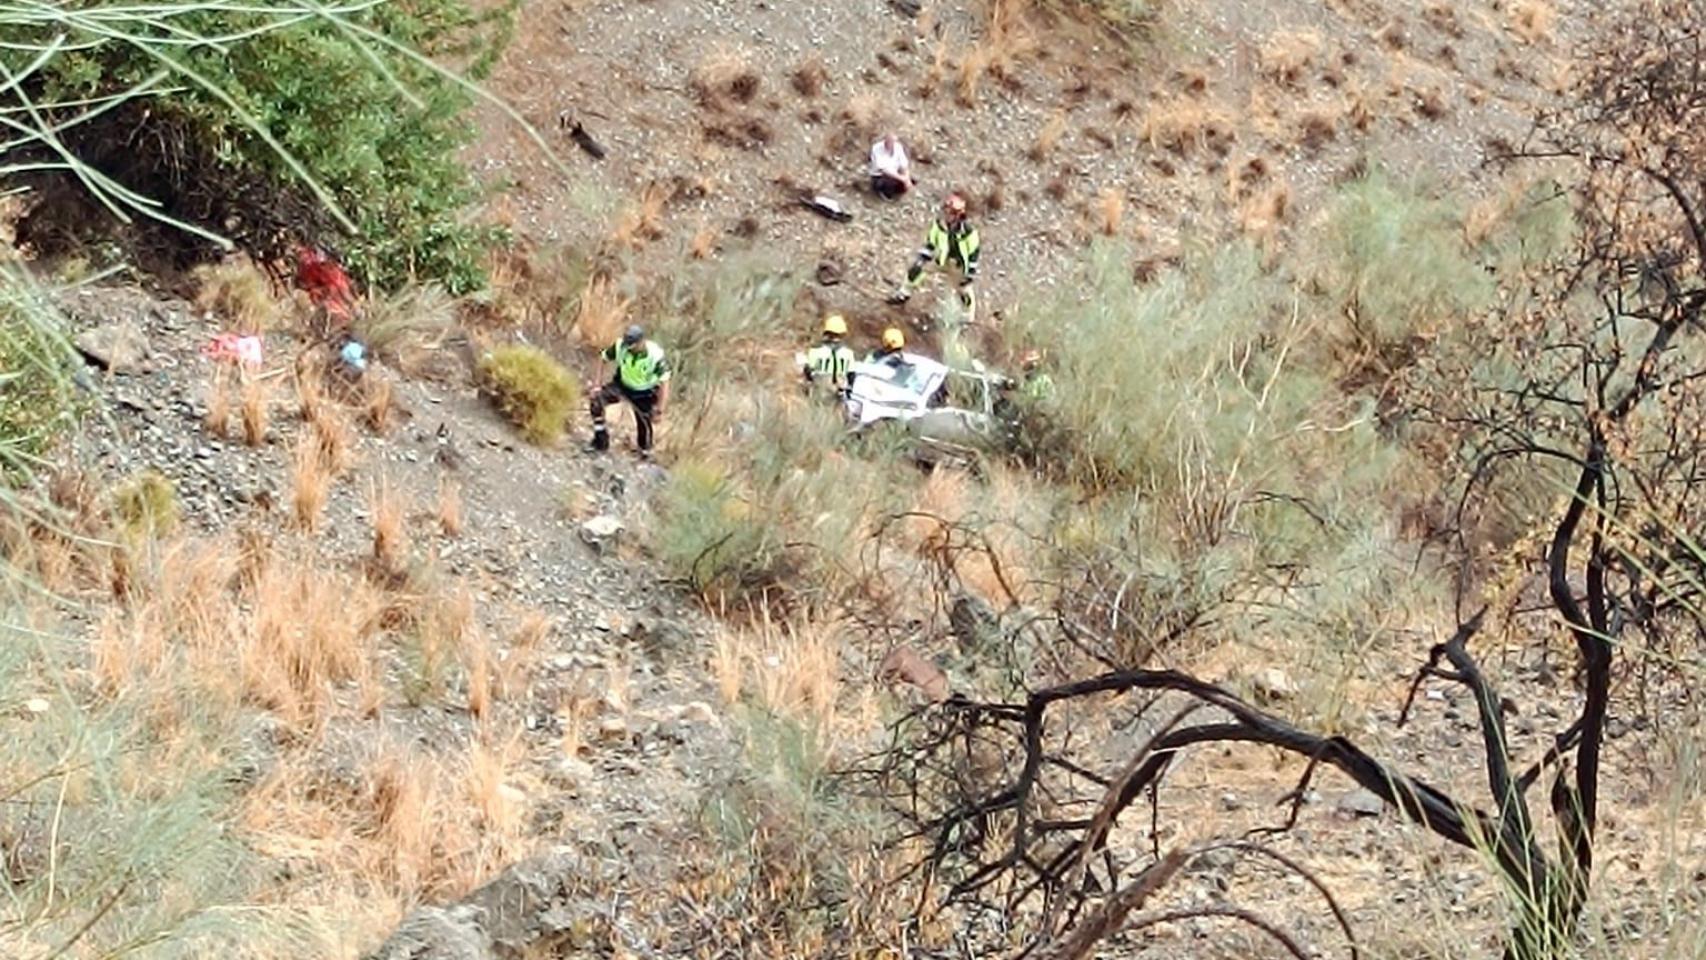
[
  {"xmin": 822, "ymin": 314, "xmax": 848, "ymax": 336},
  {"xmin": 882, "ymin": 327, "xmax": 906, "ymax": 351}
]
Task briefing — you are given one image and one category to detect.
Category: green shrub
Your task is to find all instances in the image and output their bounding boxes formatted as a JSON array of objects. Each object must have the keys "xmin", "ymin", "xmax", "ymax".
[
  {"xmin": 113, "ymin": 470, "xmax": 180, "ymax": 540},
  {"xmin": 477, "ymin": 344, "xmax": 580, "ymax": 445},
  {"xmin": 655, "ymin": 459, "xmax": 780, "ymax": 599},
  {"xmin": 10, "ymin": 0, "xmax": 515, "ymax": 292},
  {"xmin": 0, "ymin": 317, "xmax": 79, "ymax": 483},
  {"xmin": 1317, "ymin": 169, "xmax": 1494, "ymax": 349}
]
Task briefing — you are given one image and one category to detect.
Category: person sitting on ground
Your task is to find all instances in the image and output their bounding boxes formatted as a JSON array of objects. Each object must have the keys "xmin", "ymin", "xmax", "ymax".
[
  {"xmin": 588, "ymin": 324, "xmax": 670, "ymax": 459},
  {"xmin": 293, "ymin": 244, "xmax": 358, "ymax": 331},
  {"xmin": 869, "ymin": 134, "xmax": 913, "ymax": 199}
]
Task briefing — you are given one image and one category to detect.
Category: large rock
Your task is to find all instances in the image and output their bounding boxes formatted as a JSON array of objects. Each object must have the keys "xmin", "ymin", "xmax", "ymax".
[
  {"xmin": 364, "ymin": 849, "xmax": 607, "ymax": 960},
  {"xmin": 1252, "ymin": 667, "xmax": 1299, "ymax": 702},
  {"xmin": 74, "ymin": 320, "xmax": 150, "ymax": 373},
  {"xmin": 577, "ymin": 515, "xmax": 624, "ymax": 553}
]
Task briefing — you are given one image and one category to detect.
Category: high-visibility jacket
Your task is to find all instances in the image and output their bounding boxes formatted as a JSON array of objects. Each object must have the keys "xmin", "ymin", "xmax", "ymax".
[
  {"xmin": 1022, "ymin": 371, "xmax": 1055, "ymax": 403},
  {"xmin": 603, "ymin": 340, "xmax": 670, "ymax": 392},
  {"xmin": 804, "ymin": 341, "xmax": 856, "ymax": 387},
  {"xmin": 920, "ymin": 217, "xmax": 980, "ymax": 278}
]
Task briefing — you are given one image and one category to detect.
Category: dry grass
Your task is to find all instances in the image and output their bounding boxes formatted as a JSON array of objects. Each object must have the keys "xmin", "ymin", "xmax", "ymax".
[
  {"xmin": 1240, "ymin": 181, "xmax": 1294, "ymax": 238},
  {"xmin": 1297, "ymin": 105, "xmax": 1340, "ymax": 151},
  {"xmin": 313, "ymin": 406, "xmax": 355, "ymax": 477},
  {"xmin": 572, "ymin": 274, "xmax": 631, "ymax": 350},
  {"xmin": 1095, "ymin": 186, "xmax": 1125, "ymax": 236},
  {"xmin": 714, "ymin": 620, "xmax": 841, "ymax": 733},
  {"xmin": 205, "ymin": 369, "xmax": 232, "ymax": 439},
  {"xmin": 917, "ymin": 40, "xmax": 950, "ymax": 99},
  {"xmin": 192, "ymin": 256, "xmax": 280, "ymax": 334},
  {"xmin": 369, "ymin": 477, "xmax": 409, "ymax": 577},
  {"xmin": 610, "ymin": 182, "xmax": 670, "ymax": 251},
  {"xmin": 463, "ymin": 623, "xmax": 493, "ymax": 721},
  {"xmin": 1142, "ymin": 98, "xmax": 1236, "ymax": 154},
  {"xmin": 363, "ymin": 374, "xmax": 393, "ymax": 434},
  {"xmin": 956, "ymin": 47, "xmax": 989, "ymax": 108},
  {"xmin": 1510, "ymin": 0, "xmax": 1556, "ymax": 44},
  {"xmin": 1259, "ymin": 30, "xmax": 1323, "ymax": 87},
  {"xmin": 1028, "ymin": 110, "xmax": 1068, "ymax": 161},
  {"xmin": 689, "ymin": 220, "xmax": 718, "ymax": 260},
  {"xmin": 692, "ymin": 46, "xmax": 761, "ymax": 110},
  {"xmin": 711, "ymin": 627, "xmax": 744, "ymax": 705},
  {"xmin": 295, "ymin": 359, "xmax": 326, "ymax": 423},
  {"xmin": 790, "ymin": 57, "xmax": 827, "ymax": 97},
  {"xmin": 240, "ymin": 373, "xmax": 269, "ymax": 447},
  {"xmin": 290, "ymin": 433, "xmax": 332, "ymax": 532},
  {"xmin": 437, "ymin": 476, "xmax": 464, "ymax": 537}
]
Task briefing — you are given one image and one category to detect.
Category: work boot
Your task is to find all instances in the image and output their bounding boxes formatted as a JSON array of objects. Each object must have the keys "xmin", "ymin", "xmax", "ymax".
[{"xmin": 585, "ymin": 430, "xmax": 610, "ymax": 454}]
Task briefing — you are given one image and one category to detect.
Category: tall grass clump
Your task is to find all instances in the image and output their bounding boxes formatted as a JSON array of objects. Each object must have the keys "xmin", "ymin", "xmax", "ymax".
[
  {"xmin": 0, "ymin": 270, "xmax": 82, "ymax": 484},
  {"xmin": 1317, "ymin": 169, "xmax": 1494, "ymax": 350},
  {"xmin": 477, "ymin": 344, "xmax": 580, "ymax": 445}
]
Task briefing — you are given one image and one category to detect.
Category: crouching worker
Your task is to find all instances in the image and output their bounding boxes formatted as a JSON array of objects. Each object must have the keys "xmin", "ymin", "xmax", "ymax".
[{"xmin": 588, "ymin": 325, "xmax": 670, "ymax": 458}]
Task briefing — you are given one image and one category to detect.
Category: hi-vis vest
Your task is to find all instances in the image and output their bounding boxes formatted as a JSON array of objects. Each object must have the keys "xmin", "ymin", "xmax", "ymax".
[
  {"xmin": 611, "ymin": 341, "xmax": 668, "ymax": 391},
  {"xmin": 925, "ymin": 218, "xmax": 981, "ymax": 276},
  {"xmin": 805, "ymin": 342, "xmax": 855, "ymax": 385}
]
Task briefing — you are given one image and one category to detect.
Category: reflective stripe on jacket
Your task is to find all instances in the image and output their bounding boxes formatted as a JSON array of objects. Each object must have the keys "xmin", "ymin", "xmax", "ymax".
[
  {"xmin": 805, "ymin": 342, "xmax": 855, "ymax": 384},
  {"xmin": 921, "ymin": 218, "xmax": 981, "ymax": 277},
  {"xmin": 604, "ymin": 340, "xmax": 669, "ymax": 391}
]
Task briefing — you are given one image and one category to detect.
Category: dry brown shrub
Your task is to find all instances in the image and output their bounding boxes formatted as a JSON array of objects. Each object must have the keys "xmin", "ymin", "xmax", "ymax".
[
  {"xmin": 363, "ymin": 375, "xmax": 394, "ymax": 434},
  {"xmin": 206, "ymin": 369, "xmax": 232, "ymax": 439},
  {"xmin": 290, "ymin": 435, "xmax": 331, "ymax": 532},
  {"xmin": 1142, "ymin": 98, "xmax": 1236, "ymax": 154},
  {"xmin": 436, "ymin": 477, "xmax": 464, "ymax": 538},
  {"xmin": 313, "ymin": 407, "xmax": 355, "ymax": 477},
  {"xmin": 692, "ymin": 47, "xmax": 761, "ymax": 109},
  {"xmin": 689, "ymin": 220, "xmax": 718, "ymax": 260},
  {"xmin": 240, "ymin": 374, "xmax": 269, "ymax": 447},
  {"xmin": 192, "ymin": 257, "xmax": 280, "ymax": 334},
  {"xmin": 1297, "ymin": 106, "xmax": 1339, "ymax": 150},
  {"xmin": 1095, "ymin": 186, "xmax": 1125, "ymax": 236},
  {"xmin": 917, "ymin": 41, "xmax": 950, "ymax": 99},
  {"xmin": 610, "ymin": 182, "xmax": 670, "ymax": 250},
  {"xmin": 791, "ymin": 57, "xmax": 828, "ymax": 97},
  {"xmin": 1028, "ymin": 110, "xmax": 1067, "ymax": 161},
  {"xmin": 1510, "ymin": 0, "xmax": 1556, "ymax": 44},
  {"xmin": 370, "ymin": 477, "xmax": 409, "ymax": 576},
  {"xmin": 1240, "ymin": 181, "xmax": 1294, "ymax": 238},
  {"xmin": 572, "ymin": 274, "xmax": 631, "ymax": 350},
  {"xmin": 956, "ymin": 48, "xmax": 988, "ymax": 107},
  {"xmin": 1259, "ymin": 30, "xmax": 1323, "ymax": 86}
]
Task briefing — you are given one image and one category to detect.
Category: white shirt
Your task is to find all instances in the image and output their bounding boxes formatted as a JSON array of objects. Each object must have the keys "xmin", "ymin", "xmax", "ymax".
[{"xmin": 870, "ymin": 138, "xmax": 910, "ymax": 180}]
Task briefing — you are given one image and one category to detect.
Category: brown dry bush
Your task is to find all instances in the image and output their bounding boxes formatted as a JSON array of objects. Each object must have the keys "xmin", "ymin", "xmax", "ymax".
[
  {"xmin": 290, "ymin": 434, "xmax": 331, "ymax": 532},
  {"xmin": 363, "ymin": 374, "xmax": 394, "ymax": 433},
  {"xmin": 369, "ymin": 477, "xmax": 409, "ymax": 577},
  {"xmin": 205, "ymin": 368, "xmax": 232, "ymax": 439},
  {"xmin": 1510, "ymin": 0, "xmax": 1556, "ymax": 44},
  {"xmin": 240, "ymin": 373, "xmax": 269, "ymax": 447},
  {"xmin": 790, "ymin": 57, "xmax": 827, "ymax": 97},
  {"xmin": 192, "ymin": 256, "xmax": 280, "ymax": 334},
  {"xmin": 1142, "ymin": 98, "xmax": 1236, "ymax": 154},
  {"xmin": 572, "ymin": 274, "xmax": 631, "ymax": 350},
  {"xmin": 437, "ymin": 476, "xmax": 464, "ymax": 537},
  {"xmin": 609, "ymin": 183, "xmax": 670, "ymax": 251},
  {"xmin": 1028, "ymin": 110, "xmax": 1068, "ymax": 161},
  {"xmin": 1259, "ymin": 29, "xmax": 1323, "ymax": 86},
  {"xmin": 692, "ymin": 47, "xmax": 761, "ymax": 110},
  {"xmin": 1095, "ymin": 186, "xmax": 1125, "ymax": 236}
]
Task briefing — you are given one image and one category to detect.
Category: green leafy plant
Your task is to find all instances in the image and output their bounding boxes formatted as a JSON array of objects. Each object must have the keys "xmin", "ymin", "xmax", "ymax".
[
  {"xmin": 477, "ymin": 344, "xmax": 580, "ymax": 445},
  {"xmin": 5, "ymin": 0, "xmax": 520, "ymax": 292}
]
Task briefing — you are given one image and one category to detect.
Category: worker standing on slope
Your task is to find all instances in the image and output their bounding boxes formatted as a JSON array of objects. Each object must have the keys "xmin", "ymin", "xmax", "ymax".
[
  {"xmin": 803, "ymin": 314, "xmax": 857, "ymax": 398},
  {"xmin": 890, "ymin": 193, "xmax": 981, "ymax": 326},
  {"xmin": 588, "ymin": 324, "xmax": 670, "ymax": 459}
]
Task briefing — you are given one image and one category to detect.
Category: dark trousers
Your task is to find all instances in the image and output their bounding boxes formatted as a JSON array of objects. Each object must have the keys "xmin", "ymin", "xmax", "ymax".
[
  {"xmin": 589, "ymin": 381, "xmax": 657, "ymax": 451},
  {"xmin": 872, "ymin": 174, "xmax": 908, "ymax": 199}
]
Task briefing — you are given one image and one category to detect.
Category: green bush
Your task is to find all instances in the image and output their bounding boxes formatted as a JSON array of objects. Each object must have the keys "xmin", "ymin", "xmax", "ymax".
[
  {"xmin": 1317, "ymin": 169, "xmax": 1494, "ymax": 349},
  {"xmin": 0, "ymin": 276, "xmax": 82, "ymax": 485},
  {"xmin": 113, "ymin": 470, "xmax": 180, "ymax": 540},
  {"xmin": 654, "ymin": 459, "xmax": 781, "ymax": 600},
  {"xmin": 10, "ymin": 0, "xmax": 514, "ymax": 292},
  {"xmin": 477, "ymin": 344, "xmax": 580, "ymax": 445}
]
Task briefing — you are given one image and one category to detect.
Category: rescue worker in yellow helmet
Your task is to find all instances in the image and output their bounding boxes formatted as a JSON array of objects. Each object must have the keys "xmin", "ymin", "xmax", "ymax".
[
  {"xmin": 803, "ymin": 314, "xmax": 857, "ymax": 398},
  {"xmin": 588, "ymin": 324, "xmax": 670, "ymax": 458},
  {"xmin": 890, "ymin": 192, "xmax": 981, "ymax": 324},
  {"xmin": 868, "ymin": 326, "xmax": 907, "ymax": 365}
]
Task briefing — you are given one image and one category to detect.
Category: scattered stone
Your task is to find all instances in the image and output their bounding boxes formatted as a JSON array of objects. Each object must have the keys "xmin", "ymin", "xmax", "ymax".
[
  {"xmin": 24, "ymin": 697, "xmax": 49, "ymax": 715},
  {"xmin": 1219, "ymin": 792, "xmax": 1243, "ymax": 812},
  {"xmin": 1426, "ymin": 688, "xmax": 1447, "ymax": 702},
  {"xmin": 1253, "ymin": 668, "xmax": 1298, "ymax": 702},
  {"xmin": 578, "ymin": 514, "xmax": 624, "ymax": 549},
  {"xmin": 74, "ymin": 319, "xmax": 150, "ymax": 373},
  {"xmin": 596, "ymin": 715, "xmax": 629, "ymax": 742},
  {"xmin": 1336, "ymin": 789, "xmax": 1386, "ymax": 818}
]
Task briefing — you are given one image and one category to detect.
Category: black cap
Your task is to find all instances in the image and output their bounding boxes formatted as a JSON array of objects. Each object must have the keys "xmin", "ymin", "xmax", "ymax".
[{"xmin": 622, "ymin": 324, "xmax": 644, "ymax": 345}]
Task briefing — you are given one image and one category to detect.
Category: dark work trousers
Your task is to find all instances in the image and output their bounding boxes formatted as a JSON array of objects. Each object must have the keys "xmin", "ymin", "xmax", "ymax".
[
  {"xmin": 589, "ymin": 381, "xmax": 658, "ymax": 452},
  {"xmin": 872, "ymin": 174, "xmax": 909, "ymax": 199}
]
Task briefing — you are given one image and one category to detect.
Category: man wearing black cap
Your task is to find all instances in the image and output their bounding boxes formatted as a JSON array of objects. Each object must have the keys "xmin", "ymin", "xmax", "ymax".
[{"xmin": 588, "ymin": 324, "xmax": 670, "ymax": 457}]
